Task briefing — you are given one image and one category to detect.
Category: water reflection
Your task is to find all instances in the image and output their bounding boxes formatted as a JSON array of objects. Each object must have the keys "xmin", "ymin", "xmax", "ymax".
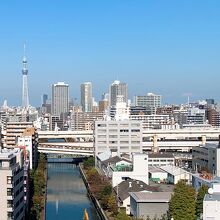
[{"xmin": 46, "ymin": 163, "xmax": 100, "ymax": 220}]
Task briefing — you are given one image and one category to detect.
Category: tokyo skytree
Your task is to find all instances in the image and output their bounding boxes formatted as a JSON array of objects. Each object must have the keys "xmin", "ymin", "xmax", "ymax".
[{"xmin": 22, "ymin": 44, "xmax": 29, "ymax": 108}]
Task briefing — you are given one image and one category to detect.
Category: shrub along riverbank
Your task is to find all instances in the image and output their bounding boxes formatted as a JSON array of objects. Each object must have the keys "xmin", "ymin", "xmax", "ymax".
[
  {"xmin": 29, "ymin": 153, "xmax": 47, "ymax": 220},
  {"xmin": 83, "ymin": 157, "xmax": 138, "ymax": 220}
]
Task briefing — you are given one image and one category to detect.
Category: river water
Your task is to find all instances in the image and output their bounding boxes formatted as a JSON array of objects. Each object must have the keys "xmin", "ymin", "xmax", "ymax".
[{"xmin": 46, "ymin": 163, "xmax": 100, "ymax": 220}]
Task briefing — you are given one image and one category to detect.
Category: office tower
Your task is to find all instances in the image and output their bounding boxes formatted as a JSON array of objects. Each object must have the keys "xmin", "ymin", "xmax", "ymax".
[
  {"xmin": 81, "ymin": 82, "xmax": 92, "ymax": 112},
  {"xmin": 22, "ymin": 44, "xmax": 29, "ymax": 108},
  {"xmin": 0, "ymin": 149, "xmax": 25, "ymax": 220},
  {"xmin": 42, "ymin": 94, "xmax": 48, "ymax": 106},
  {"xmin": 109, "ymin": 80, "xmax": 128, "ymax": 106},
  {"xmin": 52, "ymin": 82, "xmax": 69, "ymax": 116}
]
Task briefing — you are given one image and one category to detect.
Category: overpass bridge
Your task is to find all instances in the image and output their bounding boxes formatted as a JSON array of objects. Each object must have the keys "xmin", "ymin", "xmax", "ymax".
[{"xmin": 37, "ymin": 128, "xmax": 220, "ymax": 155}]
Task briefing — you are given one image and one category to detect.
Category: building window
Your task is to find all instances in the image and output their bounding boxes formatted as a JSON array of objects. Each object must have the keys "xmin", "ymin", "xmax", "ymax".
[
  {"xmin": 7, "ymin": 176, "xmax": 12, "ymax": 184},
  {"xmin": 7, "ymin": 212, "xmax": 13, "ymax": 220},
  {"xmin": 7, "ymin": 200, "xmax": 13, "ymax": 208},
  {"xmin": 7, "ymin": 188, "xmax": 13, "ymax": 196}
]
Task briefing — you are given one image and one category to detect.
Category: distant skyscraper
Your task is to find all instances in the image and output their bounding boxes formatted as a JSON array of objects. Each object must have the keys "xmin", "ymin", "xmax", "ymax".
[
  {"xmin": 42, "ymin": 94, "xmax": 48, "ymax": 106},
  {"xmin": 52, "ymin": 82, "xmax": 69, "ymax": 116},
  {"xmin": 109, "ymin": 80, "xmax": 128, "ymax": 106},
  {"xmin": 22, "ymin": 44, "xmax": 29, "ymax": 108},
  {"xmin": 81, "ymin": 82, "xmax": 92, "ymax": 112}
]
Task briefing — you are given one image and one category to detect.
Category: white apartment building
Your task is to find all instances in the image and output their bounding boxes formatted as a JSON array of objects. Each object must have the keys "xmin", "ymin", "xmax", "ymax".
[
  {"xmin": 130, "ymin": 114, "xmax": 173, "ymax": 130},
  {"xmin": 134, "ymin": 93, "xmax": 162, "ymax": 114},
  {"xmin": 5, "ymin": 122, "xmax": 33, "ymax": 147},
  {"xmin": 95, "ymin": 120, "xmax": 143, "ymax": 156},
  {"xmin": 0, "ymin": 149, "xmax": 25, "ymax": 220}
]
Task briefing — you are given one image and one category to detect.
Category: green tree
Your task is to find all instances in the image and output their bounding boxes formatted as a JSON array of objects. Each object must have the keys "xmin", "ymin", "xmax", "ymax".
[
  {"xmin": 108, "ymin": 193, "xmax": 118, "ymax": 215},
  {"xmin": 115, "ymin": 209, "xmax": 131, "ymax": 220},
  {"xmin": 169, "ymin": 180, "xmax": 196, "ymax": 220},
  {"xmin": 196, "ymin": 184, "xmax": 208, "ymax": 218},
  {"xmin": 83, "ymin": 157, "xmax": 95, "ymax": 169}
]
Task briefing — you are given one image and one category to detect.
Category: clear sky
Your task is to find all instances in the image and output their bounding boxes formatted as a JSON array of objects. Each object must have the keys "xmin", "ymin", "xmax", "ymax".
[{"xmin": 0, "ymin": 0, "xmax": 220, "ymax": 106}]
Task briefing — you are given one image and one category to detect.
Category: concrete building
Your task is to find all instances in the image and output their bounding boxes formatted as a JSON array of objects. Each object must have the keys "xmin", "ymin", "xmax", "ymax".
[
  {"xmin": 81, "ymin": 82, "xmax": 92, "ymax": 112},
  {"xmin": 111, "ymin": 154, "xmax": 149, "ymax": 187},
  {"xmin": 207, "ymin": 108, "xmax": 220, "ymax": 127},
  {"xmin": 114, "ymin": 179, "xmax": 158, "ymax": 215},
  {"xmin": 109, "ymin": 80, "xmax": 128, "ymax": 106},
  {"xmin": 17, "ymin": 127, "xmax": 38, "ymax": 170},
  {"xmin": 52, "ymin": 82, "xmax": 69, "ymax": 116},
  {"xmin": 0, "ymin": 149, "xmax": 25, "ymax": 220},
  {"xmin": 203, "ymin": 178, "xmax": 220, "ymax": 220},
  {"xmin": 148, "ymin": 153, "xmax": 175, "ymax": 167},
  {"xmin": 71, "ymin": 111, "xmax": 104, "ymax": 130},
  {"xmin": 159, "ymin": 165, "xmax": 191, "ymax": 184},
  {"xmin": 95, "ymin": 120, "xmax": 143, "ymax": 156},
  {"xmin": 130, "ymin": 191, "xmax": 171, "ymax": 219},
  {"xmin": 5, "ymin": 122, "xmax": 33, "ymax": 147},
  {"xmin": 134, "ymin": 93, "xmax": 162, "ymax": 114},
  {"xmin": 192, "ymin": 143, "xmax": 220, "ymax": 176}
]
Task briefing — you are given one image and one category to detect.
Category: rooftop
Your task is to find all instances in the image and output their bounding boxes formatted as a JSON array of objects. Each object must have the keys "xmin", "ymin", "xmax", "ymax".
[
  {"xmin": 159, "ymin": 165, "xmax": 189, "ymax": 176},
  {"xmin": 114, "ymin": 179, "xmax": 158, "ymax": 201},
  {"xmin": 204, "ymin": 193, "xmax": 220, "ymax": 202},
  {"xmin": 149, "ymin": 166, "xmax": 166, "ymax": 173},
  {"xmin": 147, "ymin": 152, "xmax": 174, "ymax": 159},
  {"xmin": 129, "ymin": 191, "xmax": 172, "ymax": 203},
  {"xmin": 0, "ymin": 148, "xmax": 19, "ymax": 159}
]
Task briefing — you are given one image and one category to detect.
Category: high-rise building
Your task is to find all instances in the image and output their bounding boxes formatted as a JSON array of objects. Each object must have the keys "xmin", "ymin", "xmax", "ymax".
[
  {"xmin": 134, "ymin": 93, "xmax": 161, "ymax": 114},
  {"xmin": 109, "ymin": 80, "xmax": 128, "ymax": 106},
  {"xmin": 22, "ymin": 44, "xmax": 29, "ymax": 108},
  {"xmin": 81, "ymin": 82, "xmax": 92, "ymax": 112},
  {"xmin": 42, "ymin": 94, "xmax": 48, "ymax": 106},
  {"xmin": 52, "ymin": 82, "xmax": 69, "ymax": 116}
]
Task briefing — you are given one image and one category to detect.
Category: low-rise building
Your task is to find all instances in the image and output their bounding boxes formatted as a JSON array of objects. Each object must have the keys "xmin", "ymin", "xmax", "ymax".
[
  {"xmin": 130, "ymin": 191, "xmax": 172, "ymax": 219},
  {"xmin": 159, "ymin": 165, "xmax": 191, "ymax": 184},
  {"xmin": 114, "ymin": 179, "xmax": 158, "ymax": 215}
]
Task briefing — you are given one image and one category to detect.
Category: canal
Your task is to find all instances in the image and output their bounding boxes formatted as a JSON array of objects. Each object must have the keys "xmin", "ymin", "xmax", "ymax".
[{"xmin": 46, "ymin": 162, "xmax": 100, "ymax": 220}]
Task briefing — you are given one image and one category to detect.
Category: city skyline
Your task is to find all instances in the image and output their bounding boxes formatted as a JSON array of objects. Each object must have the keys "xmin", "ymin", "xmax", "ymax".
[{"xmin": 0, "ymin": 1, "xmax": 220, "ymax": 106}]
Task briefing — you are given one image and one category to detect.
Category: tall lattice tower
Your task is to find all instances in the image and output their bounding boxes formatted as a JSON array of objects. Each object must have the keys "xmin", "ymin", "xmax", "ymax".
[{"xmin": 22, "ymin": 44, "xmax": 29, "ymax": 108}]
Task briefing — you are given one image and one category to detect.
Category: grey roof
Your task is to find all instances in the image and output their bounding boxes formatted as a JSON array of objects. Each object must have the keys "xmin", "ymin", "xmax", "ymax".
[
  {"xmin": 129, "ymin": 191, "xmax": 172, "ymax": 203},
  {"xmin": 148, "ymin": 153, "xmax": 174, "ymax": 159},
  {"xmin": 204, "ymin": 193, "xmax": 220, "ymax": 202},
  {"xmin": 148, "ymin": 166, "xmax": 166, "ymax": 173},
  {"xmin": 114, "ymin": 179, "xmax": 159, "ymax": 201},
  {"xmin": 102, "ymin": 156, "xmax": 131, "ymax": 167}
]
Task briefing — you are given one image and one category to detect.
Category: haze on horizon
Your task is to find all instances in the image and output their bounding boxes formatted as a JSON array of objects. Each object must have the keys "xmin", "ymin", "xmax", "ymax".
[{"xmin": 0, "ymin": 0, "xmax": 220, "ymax": 106}]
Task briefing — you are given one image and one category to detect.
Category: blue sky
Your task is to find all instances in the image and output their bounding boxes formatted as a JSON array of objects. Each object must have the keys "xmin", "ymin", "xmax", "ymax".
[{"xmin": 0, "ymin": 0, "xmax": 220, "ymax": 106}]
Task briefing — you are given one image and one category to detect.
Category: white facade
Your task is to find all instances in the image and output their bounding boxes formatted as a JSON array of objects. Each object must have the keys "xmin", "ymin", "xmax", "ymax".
[
  {"xmin": 95, "ymin": 120, "xmax": 143, "ymax": 156},
  {"xmin": 81, "ymin": 82, "xmax": 93, "ymax": 112},
  {"xmin": 112, "ymin": 154, "xmax": 149, "ymax": 187},
  {"xmin": 109, "ymin": 100, "xmax": 130, "ymax": 121},
  {"xmin": 160, "ymin": 165, "xmax": 191, "ymax": 184},
  {"xmin": 134, "ymin": 93, "xmax": 161, "ymax": 109},
  {"xmin": 0, "ymin": 149, "xmax": 25, "ymax": 220},
  {"xmin": 203, "ymin": 180, "xmax": 220, "ymax": 220},
  {"xmin": 52, "ymin": 82, "xmax": 69, "ymax": 116}
]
